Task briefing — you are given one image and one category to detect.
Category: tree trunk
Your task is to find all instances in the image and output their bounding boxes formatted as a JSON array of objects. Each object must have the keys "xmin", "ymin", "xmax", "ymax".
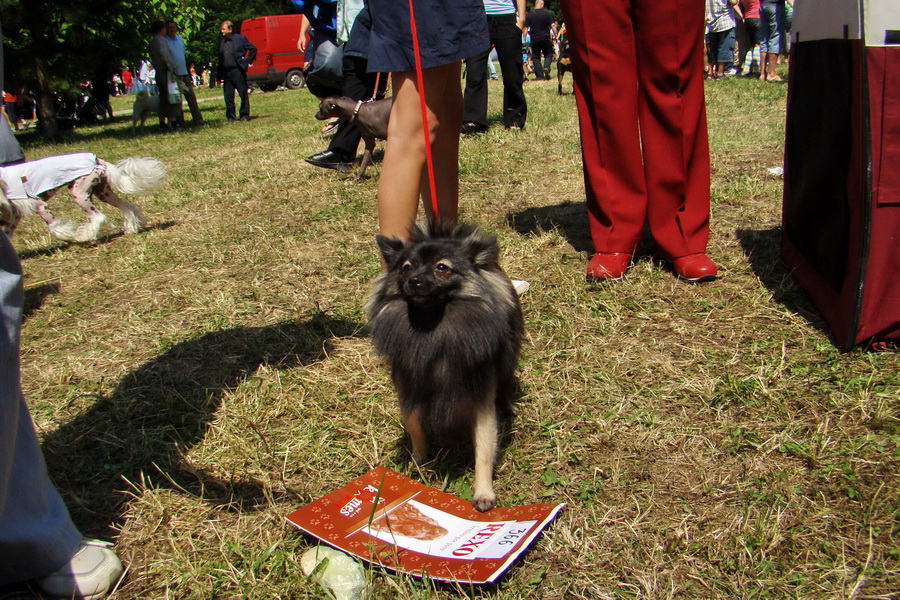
[{"xmin": 34, "ymin": 57, "xmax": 58, "ymax": 141}]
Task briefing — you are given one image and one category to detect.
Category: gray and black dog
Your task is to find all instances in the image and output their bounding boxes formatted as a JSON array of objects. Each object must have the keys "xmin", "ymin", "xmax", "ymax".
[
  {"xmin": 366, "ymin": 220, "xmax": 523, "ymax": 512},
  {"xmin": 315, "ymin": 96, "xmax": 393, "ymax": 181}
]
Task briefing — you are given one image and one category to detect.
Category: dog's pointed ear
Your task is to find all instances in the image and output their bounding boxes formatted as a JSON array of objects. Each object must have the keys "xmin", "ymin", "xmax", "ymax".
[
  {"xmin": 376, "ymin": 234, "xmax": 406, "ymax": 265},
  {"xmin": 468, "ymin": 235, "xmax": 499, "ymax": 268}
]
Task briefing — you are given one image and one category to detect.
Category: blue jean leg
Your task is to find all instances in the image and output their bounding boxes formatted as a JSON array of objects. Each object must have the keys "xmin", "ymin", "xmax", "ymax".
[
  {"xmin": 759, "ymin": 3, "xmax": 785, "ymax": 54},
  {"xmin": 0, "ymin": 231, "xmax": 82, "ymax": 584}
]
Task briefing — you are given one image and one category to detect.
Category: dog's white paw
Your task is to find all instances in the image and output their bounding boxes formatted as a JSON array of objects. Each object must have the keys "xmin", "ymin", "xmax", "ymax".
[
  {"xmin": 72, "ymin": 214, "xmax": 107, "ymax": 243},
  {"xmin": 47, "ymin": 219, "xmax": 79, "ymax": 242},
  {"xmin": 121, "ymin": 204, "xmax": 146, "ymax": 234}
]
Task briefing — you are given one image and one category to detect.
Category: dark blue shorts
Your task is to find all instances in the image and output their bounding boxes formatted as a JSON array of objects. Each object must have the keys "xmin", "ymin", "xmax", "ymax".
[
  {"xmin": 366, "ymin": 0, "xmax": 490, "ymax": 72},
  {"xmin": 706, "ymin": 28, "xmax": 736, "ymax": 64}
]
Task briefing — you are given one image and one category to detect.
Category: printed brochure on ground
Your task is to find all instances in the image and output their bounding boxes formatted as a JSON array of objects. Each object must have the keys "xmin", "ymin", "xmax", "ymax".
[{"xmin": 285, "ymin": 466, "xmax": 565, "ymax": 584}]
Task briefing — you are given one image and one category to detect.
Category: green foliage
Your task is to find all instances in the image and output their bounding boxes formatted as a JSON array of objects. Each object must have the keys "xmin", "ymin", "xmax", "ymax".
[{"xmin": 0, "ymin": 0, "xmax": 295, "ymax": 90}]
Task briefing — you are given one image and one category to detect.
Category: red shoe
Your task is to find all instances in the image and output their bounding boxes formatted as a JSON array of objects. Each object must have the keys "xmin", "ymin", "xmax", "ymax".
[
  {"xmin": 670, "ymin": 253, "xmax": 717, "ymax": 282},
  {"xmin": 586, "ymin": 252, "xmax": 631, "ymax": 281}
]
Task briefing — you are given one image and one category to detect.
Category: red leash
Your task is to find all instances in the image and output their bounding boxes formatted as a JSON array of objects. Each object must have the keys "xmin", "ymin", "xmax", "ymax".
[{"xmin": 406, "ymin": 0, "xmax": 440, "ymax": 221}]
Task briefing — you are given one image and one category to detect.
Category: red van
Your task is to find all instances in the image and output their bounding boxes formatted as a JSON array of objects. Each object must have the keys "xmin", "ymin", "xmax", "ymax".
[{"xmin": 241, "ymin": 14, "xmax": 307, "ymax": 91}]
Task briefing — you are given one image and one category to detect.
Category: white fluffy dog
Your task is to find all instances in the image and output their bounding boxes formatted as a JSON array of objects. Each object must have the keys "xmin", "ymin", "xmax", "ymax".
[
  {"xmin": 0, "ymin": 153, "xmax": 165, "ymax": 242},
  {"xmin": 131, "ymin": 90, "xmax": 160, "ymax": 134}
]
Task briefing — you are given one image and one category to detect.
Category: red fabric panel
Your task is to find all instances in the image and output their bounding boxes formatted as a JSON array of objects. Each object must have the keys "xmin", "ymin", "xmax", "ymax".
[
  {"xmin": 868, "ymin": 47, "xmax": 900, "ymax": 206},
  {"xmin": 857, "ymin": 47, "xmax": 900, "ymax": 344}
]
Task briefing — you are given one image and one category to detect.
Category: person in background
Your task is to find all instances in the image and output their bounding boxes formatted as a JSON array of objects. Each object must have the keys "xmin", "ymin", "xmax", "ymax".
[
  {"xmin": 366, "ymin": 0, "xmax": 489, "ymax": 240},
  {"xmin": 559, "ymin": 0, "xmax": 718, "ymax": 282},
  {"xmin": 216, "ymin": 20, "xmax": 257, "ymax": 122},
  {"xmin": 521, "ymin": 29, "xmax": 534, "ymax": 79},
  {"xmin": 779, "ymin": 0, "xmax": 793, "ymax": 64},
  {"xmin": 166, "ymin": 19, "xmax": 204, "ymax": 127},
  {"xmin": 461, "ymin": 0, "xmax": 527, "ymax": 134},
  {"xmin": 523, "ymin": 0, "xmax": 556, "ymax": 81},
  {"xmin": 15, "ymin": 88, "xmax": 34, "ymax": 130},
  {"xmin": 3, "ymin": 89, "xmax": 16, "ymax": 130},
  {"xmin": 759, "ymin": 0, "xmax": 788, "ymax": 82},
  {"xmin": 121, "ymin": 67, "xmax": 133, "ymax": 93},
  {"xmin": 305, "ymin": 5, "xmax": 388, "ymax": 172},
  {"xmin": 137, "ymin": 60, "xmax": 152, "ymax": 93},
  {"xmin": 0, "ymin": 18, "xmax": 124, "ymax": 599},
  {"xmin": 148, "ymin": 20, "xmax": 176, "ymax": 131},
  {"xmin": 92, "ymin": 65, "xmax": 114, "ymax": 121},
  {"xmin": 111, "ymin": 72, "xmax": 123, "ymax": 95},
  {"xmin": 705, "ymin": 0, "xmax": 741, "ymax": 79},
  {"xmin": 297, "ymin": 1, "xmax": 342, "ymax": 135},
  {"xmin": 487, "ymin": 48, "xmax": 499, "ymax": 79},
  {"xmin": 737, "ymin": 0, "xmax": 762, "ymax": 76}
]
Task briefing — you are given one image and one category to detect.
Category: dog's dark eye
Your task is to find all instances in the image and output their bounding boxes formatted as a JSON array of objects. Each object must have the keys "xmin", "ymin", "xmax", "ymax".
[
  {"xmin": 434, "ymin": 263, "xmax": 451, "ymax": 274},
  {"xmin": 401, "ymin": 261, "xmax": 413, "ymax": 273}
]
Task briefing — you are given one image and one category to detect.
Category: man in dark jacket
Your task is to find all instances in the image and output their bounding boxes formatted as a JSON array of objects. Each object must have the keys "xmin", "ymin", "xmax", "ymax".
[
  {"xmin": 524, "ymin": 0, "xmax": 556, "ymax": 80},
  {"xmin": 217, "ymin": 20, "xmax": 257, "ymax": 121}
]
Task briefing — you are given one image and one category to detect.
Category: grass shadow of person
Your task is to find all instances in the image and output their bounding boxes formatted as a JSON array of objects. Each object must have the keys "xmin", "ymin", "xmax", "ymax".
[
  {"xmin": 37, "ymin": 312, "xmax": 362, "ymax": 538},
  {"xmin": 507, "ymin": 202, "xmax": 659, "ymax": 261},
  {"xmin": 23, "ymin": 281, "xmax": 59, "ymax": 319},
  {"xmin": 736, "ymin": 226, "xmax": 831, "ymax": 337},
  {"xmin": 14, "ymin": 222, "xmax": 177, "ymax": 261},
  {"xmin": 506, "ymin": 201, "xmax": 593, "ymax": 254}
]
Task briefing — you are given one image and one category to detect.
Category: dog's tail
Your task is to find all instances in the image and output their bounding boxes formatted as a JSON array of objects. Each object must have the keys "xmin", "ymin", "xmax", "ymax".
[{"xmin": 104, "ymin": 157, "xmax": 166, "ymax": 196}]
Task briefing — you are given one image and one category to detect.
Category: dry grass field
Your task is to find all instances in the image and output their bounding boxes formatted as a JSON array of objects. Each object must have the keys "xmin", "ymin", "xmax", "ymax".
[{"xmin": 1, "ymin": 72, "xmax": 897, "ymax": 599}]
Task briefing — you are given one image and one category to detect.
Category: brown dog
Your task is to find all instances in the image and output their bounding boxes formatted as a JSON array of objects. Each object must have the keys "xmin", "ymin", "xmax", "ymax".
[{"xmin": 314, "ymin": 96, "xmax": 393, "ymax": 181}]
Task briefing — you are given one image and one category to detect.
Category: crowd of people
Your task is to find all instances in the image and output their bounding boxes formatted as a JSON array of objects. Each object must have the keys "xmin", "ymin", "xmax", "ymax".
[
  {"xmin": 705, "ymin": 0, "xmax": 793, "ymax": 80},
  {"xmin": 1, "ymin": 87, "xmax": 34, "ymax": 130},
  {"xmin": 1, "ymin": 0, "xmax": 800, "ymax": 596}
]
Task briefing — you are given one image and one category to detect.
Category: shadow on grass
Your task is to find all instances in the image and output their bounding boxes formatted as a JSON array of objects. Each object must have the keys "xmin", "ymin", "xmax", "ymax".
[
  {"xmin": 332, "ymin": 148, "xmax": 386, "ymax": 182},
  {"xmin": 22, "ymin": 281, "xmax": 60, "ymax": 319},
  {"xmin": 39, "ymin": 312, "xmax": 362, "ymax": 537},
  {"xmin": 19, "ymin": 106, "xmax": 221, "ymax": 147},
  {"xmin": 15, "ymin": 221, "xmax": 177, "ymax": 261},
  {"xmin": 506, "ymin": 202, "xmax": 660, "ymax": 260},
  {"xmin": 506, "ymin": 200, "xmax": 593, "ymax": 254},
  {"xmin": 735, "ymin": 226, "xmax": 830, "ymax": 336}
]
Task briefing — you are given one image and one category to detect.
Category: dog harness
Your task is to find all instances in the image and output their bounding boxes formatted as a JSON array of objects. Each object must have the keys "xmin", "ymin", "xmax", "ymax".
[{"xmin": 0, "ymin": 153, "xmax": 100, "ymax": 200}]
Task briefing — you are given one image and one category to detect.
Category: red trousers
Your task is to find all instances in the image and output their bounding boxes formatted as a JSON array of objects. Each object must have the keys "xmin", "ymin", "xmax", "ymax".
[{"xmin": 560, "ymin": 0, "xmax": 711, "ymax": 259}]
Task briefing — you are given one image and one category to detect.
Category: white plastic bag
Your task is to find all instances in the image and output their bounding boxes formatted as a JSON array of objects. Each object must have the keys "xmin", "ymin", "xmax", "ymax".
[
  {"xmin": 167, "ymin": 77, "xmax": 181, "ymax": 105},
  {"xmin": 300, "ymin": 546, "xmax": 368, "ymax": 600}
]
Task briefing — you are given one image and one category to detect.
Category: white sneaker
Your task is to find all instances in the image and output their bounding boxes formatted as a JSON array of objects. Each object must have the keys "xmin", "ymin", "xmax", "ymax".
[
  {"xmin": 511, "ymin": 279, "xmax": 530, "ymax": 296},
  {"xmin": 35, "ymin": 539, "xmax": 124, "ymax": 599}
]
